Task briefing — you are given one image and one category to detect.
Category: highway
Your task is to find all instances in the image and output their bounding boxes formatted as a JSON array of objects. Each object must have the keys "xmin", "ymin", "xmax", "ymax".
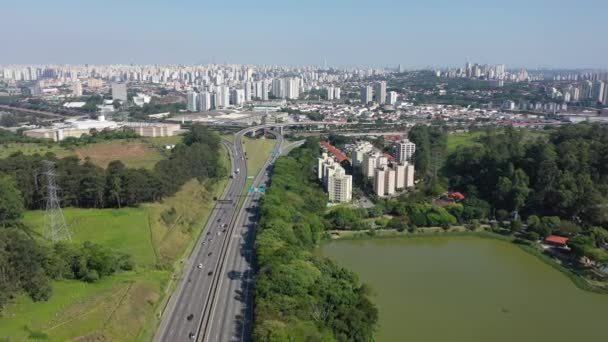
[
  {"xmin": 155, "ymin": 127, "xmax": 283, "ymax": 342},
  {"xmin": 202, "ymin": 133, "xmax": 290, "ymax": 342}
]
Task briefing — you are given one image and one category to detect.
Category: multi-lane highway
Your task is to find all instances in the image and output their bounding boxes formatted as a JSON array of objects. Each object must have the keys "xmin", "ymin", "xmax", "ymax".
[{"xmin": 155, "ymin": 126, "xmax": 283, "ymax": 342}]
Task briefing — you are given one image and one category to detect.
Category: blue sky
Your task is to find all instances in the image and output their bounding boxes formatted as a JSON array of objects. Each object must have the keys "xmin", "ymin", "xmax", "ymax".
[{"xmin": 2, "ymin": 0, "xmax": 606, "ymax": 68}]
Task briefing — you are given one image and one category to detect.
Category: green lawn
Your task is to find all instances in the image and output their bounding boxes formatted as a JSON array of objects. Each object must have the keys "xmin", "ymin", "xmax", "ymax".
[
  {"xmin": 0, "ymin": 143, "xmax": 232, "ymax": 341},
  {"xmin": 0, "ymin": 142, "xmax": 73, "ymax": 159},
  {"xmin": 447, "ymin": 129, "xmax": 550, "ymax": 153},
  {"xmin": 23, "ymin": 208, "xmax": 157, "ymax": 268},
  {"xmin": 241, "ymin": 136, "xmax": 277, "ymax": 178},
  {"xmin": 447, "ymin": 131, "xmax": 484, "ymax": 152}
]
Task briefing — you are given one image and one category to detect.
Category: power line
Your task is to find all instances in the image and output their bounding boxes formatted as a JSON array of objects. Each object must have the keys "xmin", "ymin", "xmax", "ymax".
[{"xmin": 43, "ymin": 160, "xmax": 71, "ymax": 242}]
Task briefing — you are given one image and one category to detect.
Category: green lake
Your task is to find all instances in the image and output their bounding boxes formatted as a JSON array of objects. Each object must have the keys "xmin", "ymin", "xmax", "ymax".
[{"xmin": 319, "ymin": 235, "xmax": 608, "ymax": 342}]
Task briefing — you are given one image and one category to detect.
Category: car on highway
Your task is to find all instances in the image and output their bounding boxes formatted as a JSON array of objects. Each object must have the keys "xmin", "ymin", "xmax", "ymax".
[
  {"xmin": 208, "ymin": 252, "xmax": 212, "ymax": 256},
  {"xmin": 197, "ymin": 263, "xmax": 203, "ymax": 269},
  {"xmin": 207, "ymin": 271, "xmax": 213, "ymax": 276},
  {"xmin": 187, "ymin": 314, "xmax": 194, "ymax": 321},
  {"xmin": 188, "ymin": 332, "xmax": 196, "ymax": 339}
]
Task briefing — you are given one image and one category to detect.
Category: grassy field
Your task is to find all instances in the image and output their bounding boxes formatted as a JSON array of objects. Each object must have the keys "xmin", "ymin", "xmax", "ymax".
[
  {"xmin": 241, "ymin": 136, "xmax": 277, "ymax": 178},
  {"xmin": 0, "ymin": 143, "xmax": 231, "ymax": 341},
  {"xmin": 447, "ymin": 129, "xmax": 549, "ymax": 153},
  {"xmin": 447, "ymin": 131, "xmax": 484, "ymax": 152},
  {"xmin": 0, "ymin": 142, "xmax": 72, "ymax": 159},
  {"xmin": 74, "ymin": 140, "xmax": 165, "ymax": 170},
  {"xmin": 240, "ymin": 136, "xmax": 277, "ymax": 195}
]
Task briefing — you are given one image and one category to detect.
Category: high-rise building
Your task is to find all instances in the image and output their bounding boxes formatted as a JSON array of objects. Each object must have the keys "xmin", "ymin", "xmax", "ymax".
[
  {"xmin": 373, "ymin": 167, "xmax": 395, "ymax": 197},
  {"xmin": 351, "ymin": 141, "xmax": 374, "ymax": 169},
  {"xmin": 318, "ymin": 153, "xmax": 352, "ymax": 203},
  {"xmin": 603, "ymin": 85, "xmax": 608, "ymax": 106},
  {"xmin": 327, "ymin": 86, "xmax": 334, "ymax": 100},
  {"xmin": 111, "ymin": 83, "xmax": 128, "ymax": 102},
  {"xmin": 271, "ymin": 78, "xmax": 284, "ymax": 98},
  {"xmin": 333, "ymin": 87, "xmax": 341, "ymax": 100},
  {"xmin": 387, "ymin": 91, "xmax": 398, "ymax": 105},
  {"xmin": 71, "ymin": 81, "xmax": 82, "ymax": 97},
  {"xmin": 374, "ymin": 81, "xmax": 386, "ymax": 104},
  {"xmin": 262, "ymin": 79, "xmax": 270, "ymax": 100},
  {"xmin": 285, "ymin": 77, "xmax": 299, "ymax": 99},
  {"xmin": 395, "ymin": 139, "xmax": 416, "ymax": 163},
  {"xmin": 187, "ymin": 90, "xmax": 199, "ymax": 111},
  {"xmin": 328, "ymin": 167, "xmax": 352, "ymax": 203},
  {"xmin": 231, "ymin": 88, "xmax": 245, "ymax": 106},
  {"xmin": 394, "ymin": 163, "xmax": 406, "ymax": 189},
  {"xmin": 362, "ymin": 151, "xmax": 387, "ymax": 178},
  {"xmin": 360, "ymin": 85, "xmax": 373, "ymax": 104},
  {"xmin": 199, "ymin": 91, "xmax": 211, "ymax": 111},
  {"xmin": 244, "ymin": 81, "xmax": 253, "ymax": 102},
  {"xmin": 593, "ymin": 81, "xmax": 605, "ymax": 103}
]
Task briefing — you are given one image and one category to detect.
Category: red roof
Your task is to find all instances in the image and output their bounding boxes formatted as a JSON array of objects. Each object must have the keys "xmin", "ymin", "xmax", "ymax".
[
  {"xmin": 448, "ymin": 192, "xmax": 465, "ymax": 201},
  {"xmin": 320, "ymin": 141, "xmax": 350, "ymax": 162},
  {"xmin": 545, "ymin": 235, "xmax": 569, "ymax": 246}
]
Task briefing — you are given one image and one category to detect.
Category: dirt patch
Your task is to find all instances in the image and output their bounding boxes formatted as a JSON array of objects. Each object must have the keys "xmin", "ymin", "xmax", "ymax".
[{"xmin": 75, "ymin": 141, "xmax": 162, "ymax": 169}]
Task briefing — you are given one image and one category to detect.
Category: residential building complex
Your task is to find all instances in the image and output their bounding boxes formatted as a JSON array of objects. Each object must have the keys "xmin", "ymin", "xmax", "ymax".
[{"xmin": 317, "ymin": 153, "xmax": 352, "ymax": 203}]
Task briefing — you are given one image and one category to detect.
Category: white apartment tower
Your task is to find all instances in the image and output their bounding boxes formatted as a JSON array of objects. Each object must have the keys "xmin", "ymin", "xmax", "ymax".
[
  {"xmin": 333, "ymin": 87, "xmax": 341, "ymax": 100},
  {"xmin": 351, "ymin": 141, "xmax": 374, "ymax": 169},
  {"xmin": 111, "ymin": 83, "xmax": 128, "ymax": 102},
  {"xmin": 374, "ymin": 81, "xmax": 387, "ymax": 104},
  {"xmin": 187, "ymin": 90, "xmax": 199, "ymax": 111},
  {"xmin": 395, "ymin": 139, "xmax": 416, "ymax": 163},
  {"xmin": 373, "ymin": 167, "xmax": 396, "ymax": 197},
  {"xmin": 327, "ymin": 86, "xmax": 334, "ymax": 100},
  {"xmin": 199, "ymin": 91, "xmax": 211, "ymax": 111},
  {"xmin": 318, "ymin": 153, "xmax": 352, "ymax": 203},
  {"xmin": 285, "ymin": 77, "xmax": 300, "ymax": 99},
  {"xmin": 361, "ymin": 85, "xmax": 373, "ymax": 104},
  {"xmin": 328, "ymin": 167, "xmax": 352, "ymax": 203},
  {"xmin": 387, "ymin": 91, "xmax": 398, "ymax": 105},
  {"xmin": 71, "ymin": 81, "xmax": 82, "ymax": 97}
]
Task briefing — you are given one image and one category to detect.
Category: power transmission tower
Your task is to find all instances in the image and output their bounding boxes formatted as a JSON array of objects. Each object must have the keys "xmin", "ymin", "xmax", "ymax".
[{"xmin": 43, "ymin": 161, "xmax": 71, "ymax": 242}]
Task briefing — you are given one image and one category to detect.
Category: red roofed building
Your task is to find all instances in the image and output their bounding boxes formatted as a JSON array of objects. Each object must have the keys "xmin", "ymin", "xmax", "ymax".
[
  {"xmin": 545, "ymin": 235, "xmax": 569, "ymax": 247},
  {"xmin": 320, "ymin": 141, "xmax": 350, "ymax": 162},
  {"xmin": 448, "ymin": 192, "xmax": 465, "ymax": 201}
]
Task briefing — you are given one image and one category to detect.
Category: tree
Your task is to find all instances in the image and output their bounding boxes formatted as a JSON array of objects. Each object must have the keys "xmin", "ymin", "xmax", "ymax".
[
  {"xmin": 510, "ymin": 219, "xmax": 523, "ymax": 233},
  {"xmin": 0, "ymin": 176, "xmax": 24, "ymax": 227}
]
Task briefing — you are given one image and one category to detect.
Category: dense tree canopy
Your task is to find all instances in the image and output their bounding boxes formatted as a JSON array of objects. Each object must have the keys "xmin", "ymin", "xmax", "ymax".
[
  {"xmin": 446, "ymin": 124, "xmax": 608, "ymax": 226},
  {"xmin": 0, "ymin": 125, "xmax": 225, "ymax": 210},
  {"xmin": 254, "ymin": 138, "xmax": 378, "ymax": 341},
  {"xmin": 0, "ymin": 176, "xmax": 24, "ymax": 227}
]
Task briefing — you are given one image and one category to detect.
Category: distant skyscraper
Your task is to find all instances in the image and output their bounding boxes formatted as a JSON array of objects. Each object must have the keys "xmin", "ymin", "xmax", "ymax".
[
  {"xmin": 231, "ymin": 88, "xmax": 245, "ymax": 106},
  {"xmin": 284, "ymin": 77, "xmax": 299, "ymax": 99},
  {"xmin": 71, "ymin": 81, "xmax": 82, "ymax": 97},
  {"xmin": 360, "ymin": 85, "xmax": 373, "ymax": 104},
  {"xmin": 333, "ymin": 87, "xmax": 341, "ymax": 100},
  {"xmin": 199, "ymin": 91, "xmax": 211, "ymax": 111},
  {"xmin": 187, "ymin": 90, "xmax": 199, "ymax": 111},
  {"xmin": 327, "ymin": 86, "xmax": 334, "ymax": 100},
  {"xmin": 271, "ymin": 78, "xmax": 284, "ymax": 98},
  {"xmin": 111, "ymin": 83, "xmax": 128, "ymax": 102},
  {"xmin": 374, "ymin": 81, "xmax": 386, "ymax": 104},
  {"xmin": 387, "ymin": 91, "xmax": 398, "ymax": 105},
  {"xmin": 244, "ymin": 81, "xmax": 253, "ymax": 102},
  {"xmin": 262, "ymin": 79, "xmax": 270, "ymax": 100},
  {"xmin": 592, "ymin": 81, "xmax": 605, "ymax": 103}
]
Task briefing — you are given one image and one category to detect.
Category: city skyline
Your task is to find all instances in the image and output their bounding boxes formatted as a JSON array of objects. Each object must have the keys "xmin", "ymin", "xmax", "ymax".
[{"xmin": 2, "ymin": 0, "xmax": 607, "ymax": 69}]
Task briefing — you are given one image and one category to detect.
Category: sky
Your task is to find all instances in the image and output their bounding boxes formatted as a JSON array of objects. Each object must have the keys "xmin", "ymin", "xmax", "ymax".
[{"xmin": 2, "ymin": 0, "xmax": 607, "ymax": 69}]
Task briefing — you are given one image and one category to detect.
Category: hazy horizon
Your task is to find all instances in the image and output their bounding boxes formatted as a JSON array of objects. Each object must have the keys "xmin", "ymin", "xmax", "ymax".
[{"xmin": 2, "ymin": 0, "xmax": 607, "ymax": 69}]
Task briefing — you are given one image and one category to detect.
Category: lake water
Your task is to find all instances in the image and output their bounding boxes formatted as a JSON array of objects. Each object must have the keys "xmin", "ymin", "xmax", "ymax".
[{"xmin": 319, "ymin": 235, "xmax": 608, "ymax": 342}]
